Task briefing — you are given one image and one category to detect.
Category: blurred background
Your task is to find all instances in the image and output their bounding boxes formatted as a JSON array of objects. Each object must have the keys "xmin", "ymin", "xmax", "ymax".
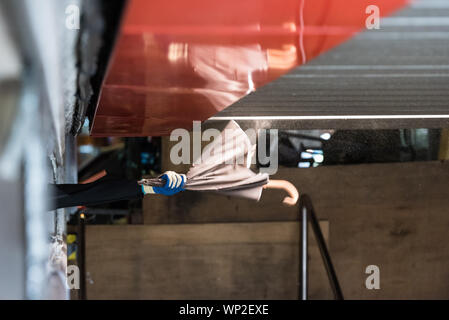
[{"xmin": 1, "ymin": 0, "xmax": 449, "ymax": 300}]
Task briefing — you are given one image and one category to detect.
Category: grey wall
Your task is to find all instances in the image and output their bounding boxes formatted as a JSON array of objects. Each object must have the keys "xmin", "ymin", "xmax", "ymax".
[{"xmin": 0, "ymin": 178, "xmax": 24, "ymax": 299}]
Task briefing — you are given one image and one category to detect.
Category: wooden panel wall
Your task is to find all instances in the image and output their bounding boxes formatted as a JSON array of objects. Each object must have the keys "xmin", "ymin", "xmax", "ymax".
[
  {"xmin": 144, "ymin": 161, "xmax": 449, "ymax": 225},
  {"xmin": 85, "ymin": 222, "xmax": 331, "ymax": 299},
  {"xmin": 89, "ymin": 161, "xmax": 449, "ymax": 299}
]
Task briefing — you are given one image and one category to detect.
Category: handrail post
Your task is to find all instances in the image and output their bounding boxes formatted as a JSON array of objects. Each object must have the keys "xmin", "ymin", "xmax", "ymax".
[
  {"xmin": 308, "ymin": 202, "xmax": 344, "ymax": 300},
  {"xmin": 300, "ymin": 206, "xmax": 308, "ymax": 300},
  {"xmin": 298, "ymin": 194, "xmax": 344, "ymax": 300}
]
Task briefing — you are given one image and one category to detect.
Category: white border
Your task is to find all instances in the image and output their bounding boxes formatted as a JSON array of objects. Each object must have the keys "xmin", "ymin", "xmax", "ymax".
[{"xmin": 209, "ymin": 115, "xmax": 449, "ymax": 121}]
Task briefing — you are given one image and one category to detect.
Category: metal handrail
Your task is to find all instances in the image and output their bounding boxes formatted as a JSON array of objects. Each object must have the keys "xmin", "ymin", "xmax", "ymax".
[{"xmin": 298, "ymin": 194, "xmax": 344, "ymax": 300}]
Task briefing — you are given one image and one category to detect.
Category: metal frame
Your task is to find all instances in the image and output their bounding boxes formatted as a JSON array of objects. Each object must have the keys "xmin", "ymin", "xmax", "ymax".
[
  {"xmin": 77, "ymin": 211, "xmax": 87, "ymax": 300},
  {"xmin": 299, "ymin": 194, "xmax": 344, "ymax": 300}
]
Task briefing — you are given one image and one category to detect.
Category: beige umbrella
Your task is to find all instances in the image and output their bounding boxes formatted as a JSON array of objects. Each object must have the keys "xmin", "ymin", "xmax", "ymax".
[{"xmin": 139, "ymin": 121, "xmax": 298, "ymax": 206}]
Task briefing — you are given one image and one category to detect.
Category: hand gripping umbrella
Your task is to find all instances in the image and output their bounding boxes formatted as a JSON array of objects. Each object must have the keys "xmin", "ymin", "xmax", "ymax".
[
  {"xmin": 139, "ymin": 121, "xmax": 299, "ymax": 206},
  {"xmin": 49, "ymin": 121, "xmax": 298, "ymax": 210}
]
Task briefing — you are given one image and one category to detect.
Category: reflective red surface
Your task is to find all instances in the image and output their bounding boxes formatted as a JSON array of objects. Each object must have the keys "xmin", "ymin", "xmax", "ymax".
[{"xmin": 91, "ymin": 0, "xmax": 409, "ymax": 137}]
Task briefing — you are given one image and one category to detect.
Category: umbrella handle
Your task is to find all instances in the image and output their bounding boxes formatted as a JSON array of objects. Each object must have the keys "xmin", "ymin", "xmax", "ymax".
[{"xmin": 263, "ymin": 180, "xmax": 299, "ymax": 206}]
